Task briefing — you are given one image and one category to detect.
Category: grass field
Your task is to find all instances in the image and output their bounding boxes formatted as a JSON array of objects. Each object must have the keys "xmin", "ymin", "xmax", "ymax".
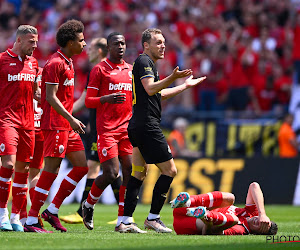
[{"xmin": 0, "ymin": 204, "xmax": 299, "ymax": 250}]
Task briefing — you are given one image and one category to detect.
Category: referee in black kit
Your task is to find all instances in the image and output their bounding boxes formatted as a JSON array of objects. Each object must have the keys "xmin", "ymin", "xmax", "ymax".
[{"xmin": 118, "ymin": 28, "xmax": 206, "ymax": 233}]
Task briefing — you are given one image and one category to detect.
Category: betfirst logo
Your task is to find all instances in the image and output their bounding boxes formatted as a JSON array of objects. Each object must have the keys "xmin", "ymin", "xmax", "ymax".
[
  {"xmin": 63, "ymin": 78, "xmax": 74, "ymax": 86},
  {"xmin": 109, "ymin": 83, "xmax": 132, "ymax": 91},
  {"xmin": 8, "ymin": 73, "xmax": 35, "ymax": 82}
]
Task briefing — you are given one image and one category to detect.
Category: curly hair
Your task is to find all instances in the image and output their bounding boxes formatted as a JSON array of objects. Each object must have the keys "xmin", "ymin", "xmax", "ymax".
[{"xmin": 56, "ymin": 19, "xmax": 84, "ymax": 48}]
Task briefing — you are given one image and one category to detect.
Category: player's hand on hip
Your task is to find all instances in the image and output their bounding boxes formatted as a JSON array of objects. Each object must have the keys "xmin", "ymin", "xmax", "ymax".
[
  {"xmin": 171, "ymin": 66, "xmax": 192, "ymax": 80},
  {"xmin": 70, "ymin": 117, "xmax": 86, "ymax": 134},
  {"xmin": 185, "ymin": 75, "xmax": 207, "ymax": 88},
  {"xmin": 108, "ymin": 92, "xmax": 126, "ymax": 104}
]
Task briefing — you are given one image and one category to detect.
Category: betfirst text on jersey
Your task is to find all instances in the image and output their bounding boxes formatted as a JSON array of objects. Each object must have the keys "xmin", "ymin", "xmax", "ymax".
[{"xmin": 8, "ymin": 73, "xmax": 36, "ymax": 82}]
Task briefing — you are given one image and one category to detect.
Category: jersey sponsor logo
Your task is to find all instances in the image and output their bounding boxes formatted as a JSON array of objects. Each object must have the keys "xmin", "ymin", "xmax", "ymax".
[
  {"xmin": 91, "ymin": 142, "xmax": 97, "ymax": 151},
  {"xmin": 144, "ymin": 67, "xmax": 152, "ymax": 72},
  {"xmin": 59, "ymin": 145, "xmax": 65, "ymax": 154},
  {"xmin": 63, "ymin": 78, "xmax": 74, "ymax": 86},
  {"xmin": 109, "ymin": 82, "xmax": 132, "ymax": 91},
  {"xmin": 102, "ymin": 148, "xmax": 107, "ymax": 157},
  {"xmin": 8, "ymin": 73, "xmax": 36, "ymax": 82},
  {"xmin": 9, "ymin": 63, "xmax": 16, "ymax": 66},
  {"xmin": 36, "ymin": 75, "xmax": 42, "ymax": 83},
  {"xmin": 0, "ymin": 143, "xmax": 5, "ymax": 152},
  {"xmin": 34, "ymin": 120, "xmax": 40, "ymax": 128}
]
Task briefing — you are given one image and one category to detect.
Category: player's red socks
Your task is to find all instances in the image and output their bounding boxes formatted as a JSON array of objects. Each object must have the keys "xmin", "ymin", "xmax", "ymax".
[
  {"xmin": 51, "ymin": 166, "xmax": 88, "ymax": 209},
  {"xmin": 0, "ymin": 166, "xmax": 14, "ymax": 208},
  {"xmin": 28, "ymin": 171, "xmax": 57, "ymax": 217},
  {"xmin": 190, "ymin": 191, "xmax": 223, "ymax": 208},
  {"xmin": 118, "ymin": 185, "xmax": 126, "ymax": 216},
  {"xmin": 204, "ymin": 211, "xmax": 236, "ymax": 230},
  {"xmin": 20, "ymin": 187, "xmax": 35, "ymax": 223},
  {"xmin": 86, "ymin": 182, "xmax": 104, "ymax": 206},
  {"xmin": 11, "ymin": 172, "xmax": 29, "ymax": 214},
  {"xmin": 29, "ymin": 187, "xmax": 35, "ymax": 202},
  {"xmin": 20, "ymin": 197, "xmax": 27, "ymax": 224}
]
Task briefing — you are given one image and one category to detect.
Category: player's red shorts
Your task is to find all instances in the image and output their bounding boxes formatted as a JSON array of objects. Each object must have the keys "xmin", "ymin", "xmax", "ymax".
[
  {"xmin": 43, "ymin": 130, "xmax": 85, "ymax": 158},
  {"xmin": 30, "ymin": 130, "xmax": 44, "ymax": 169},
  {"xmin": 97, "ymin": 131, "xmax": 132, "ymax": 163},
  {"xmin": 0, "ymin": 125, "xmax": 34, "ymax": 162},
  {"xmin": 173, "ymin": 207, "xmax": 199, "ymax": 235}
]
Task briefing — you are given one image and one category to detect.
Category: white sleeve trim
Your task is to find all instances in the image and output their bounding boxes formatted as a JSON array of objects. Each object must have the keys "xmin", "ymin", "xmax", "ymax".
[
  {"xmin": 87, "ymin": 86, "xmax": 99, "ymax": 90},
  {"xmin": 46, "ymin": 82, "xmax": 59, "ymax": 85}
]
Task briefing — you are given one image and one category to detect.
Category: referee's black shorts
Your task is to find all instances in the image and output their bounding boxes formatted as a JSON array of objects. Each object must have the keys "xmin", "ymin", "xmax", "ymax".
[
  {"xmin": 128, "ymin": 123, "xmax": 173, "ymax": 164},
  {"xmin": 86, "ymin": 129, "xmax": 99, "ymax": 162}
]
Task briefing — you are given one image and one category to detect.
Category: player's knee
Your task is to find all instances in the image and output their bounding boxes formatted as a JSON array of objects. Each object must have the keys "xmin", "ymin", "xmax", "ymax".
[
  {"xmin": 105, "ymin": 170, "xmax": 119, "ymax": 183},
  {"xmin": 170, "ymin": 167, "xmax": 177, "ymax": 177},
  {"xmin": 221, "ymin": 192, "xmax": 235, "ymax": 206},
  {"xmin": 162, "ymin": 167, "xmax": 177, "ymax": 177},
  {"xmin": 228, "ymin": 193, "xmax": 235, "ymax": 205}
]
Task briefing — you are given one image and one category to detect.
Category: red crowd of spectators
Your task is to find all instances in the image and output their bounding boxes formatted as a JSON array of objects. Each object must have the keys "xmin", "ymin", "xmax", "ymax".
[{"xmin": 1, "ymin": 0, "xmax": 300, "ymax": 118}]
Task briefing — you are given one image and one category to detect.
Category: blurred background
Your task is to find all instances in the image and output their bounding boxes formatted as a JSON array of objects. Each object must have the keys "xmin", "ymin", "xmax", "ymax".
[{"xmin": 3, "ymin": 0, "xmax": 300, "ymax": 204}]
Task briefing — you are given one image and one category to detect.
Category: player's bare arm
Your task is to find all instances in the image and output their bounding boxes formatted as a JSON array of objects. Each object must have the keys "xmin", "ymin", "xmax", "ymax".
[
  {"xmin": 246, "ymin": 182, "xmax": 271, "ymax": 232},
  {"xmin": 46, "ymin": 83, "xmax": 86, "ymax": 133},
  {"xmin": 34, "ymin": 86, "xmax": 41, "ymax": 103},
  {"xmin": 141, "ymin": 66, "xmax": 192, "ymax": 96},
  {"xmin": 161, "ymin": 75, "xmax": 207, "ymax": 100},
  {"xmin": 73, "ymin": 89, "xmax": 86, "ymax": 114}
]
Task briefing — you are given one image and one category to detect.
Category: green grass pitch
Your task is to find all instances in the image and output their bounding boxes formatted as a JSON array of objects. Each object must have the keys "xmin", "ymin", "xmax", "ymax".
[{"xmin": 0, "ymin": 204, "xmax": 299, "ymax": 249}]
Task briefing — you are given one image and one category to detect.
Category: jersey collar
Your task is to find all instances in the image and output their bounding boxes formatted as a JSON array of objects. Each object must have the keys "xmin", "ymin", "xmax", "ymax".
[
  {"xmin": 141, "ymin": 53, "xmax": 154, "ymax": 64},
  {"xmin": 242, "ymin": 220, "xmax": 250, "ymax": 234},
  {"xmin": 104, "ymin": 58, "xmax": 129, "ymax": 71},
  {"xmin": 57, "ymin": 49, "xmax": 72, "ymax": 64},
  {"xmin": 6, "ymin": 49, "xmax": 28, "ymax": 62}
]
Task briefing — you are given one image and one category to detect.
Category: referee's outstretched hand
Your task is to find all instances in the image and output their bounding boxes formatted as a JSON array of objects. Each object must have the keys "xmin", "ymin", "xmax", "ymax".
[
  {"xmin": 184, "ymin": 75, "xmax": 207, "ymax": 88},
  {"xmin": 171, "ymin": 66, "xmax": 192, "ymax": 79}
]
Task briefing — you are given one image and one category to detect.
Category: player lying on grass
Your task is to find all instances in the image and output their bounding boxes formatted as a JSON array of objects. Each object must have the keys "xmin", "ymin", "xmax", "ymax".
[{"xmin": 171, "ymin": 182, "xmax": 278, "ymax": 235}]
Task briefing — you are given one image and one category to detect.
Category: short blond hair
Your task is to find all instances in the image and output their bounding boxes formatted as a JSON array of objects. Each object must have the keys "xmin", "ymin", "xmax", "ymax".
[{"xmin": 16, "ymin": 25, "xmax": 37, "ymax": 37}]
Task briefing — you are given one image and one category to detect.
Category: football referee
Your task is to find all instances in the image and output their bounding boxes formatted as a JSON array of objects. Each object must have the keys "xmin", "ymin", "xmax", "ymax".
[{"xmin": 118, "ymin": 28, "xmax": 206, "ymax": 233}]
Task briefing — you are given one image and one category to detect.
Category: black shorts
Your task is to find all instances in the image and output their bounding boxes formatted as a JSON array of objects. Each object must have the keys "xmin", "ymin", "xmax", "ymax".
[
  {"xmin": 128, "ymin": 124, "xmax": 173, "ymax": 164},
  {"xmin": 86, "ymin": 129, "xmax": 99, "ymax": 162}
]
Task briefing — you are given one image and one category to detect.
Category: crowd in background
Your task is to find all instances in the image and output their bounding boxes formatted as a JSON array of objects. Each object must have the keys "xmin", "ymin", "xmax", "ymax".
[{"xmin": 1, "ymin": 0, "xmax": 300, "ymax": 123}]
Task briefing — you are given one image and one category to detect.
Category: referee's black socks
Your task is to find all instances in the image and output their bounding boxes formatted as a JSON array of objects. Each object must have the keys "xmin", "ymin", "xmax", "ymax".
[
  {"xmin": 150, "ymin": 175, "xmax": 174, "ymax": 215},
  {"xmin": 123, "ymin": 176, "xmax": 143, "ymax": 217},
  {"xmin": 77, "ymin": 178, "xmax": 94, "ymax": 216}
]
